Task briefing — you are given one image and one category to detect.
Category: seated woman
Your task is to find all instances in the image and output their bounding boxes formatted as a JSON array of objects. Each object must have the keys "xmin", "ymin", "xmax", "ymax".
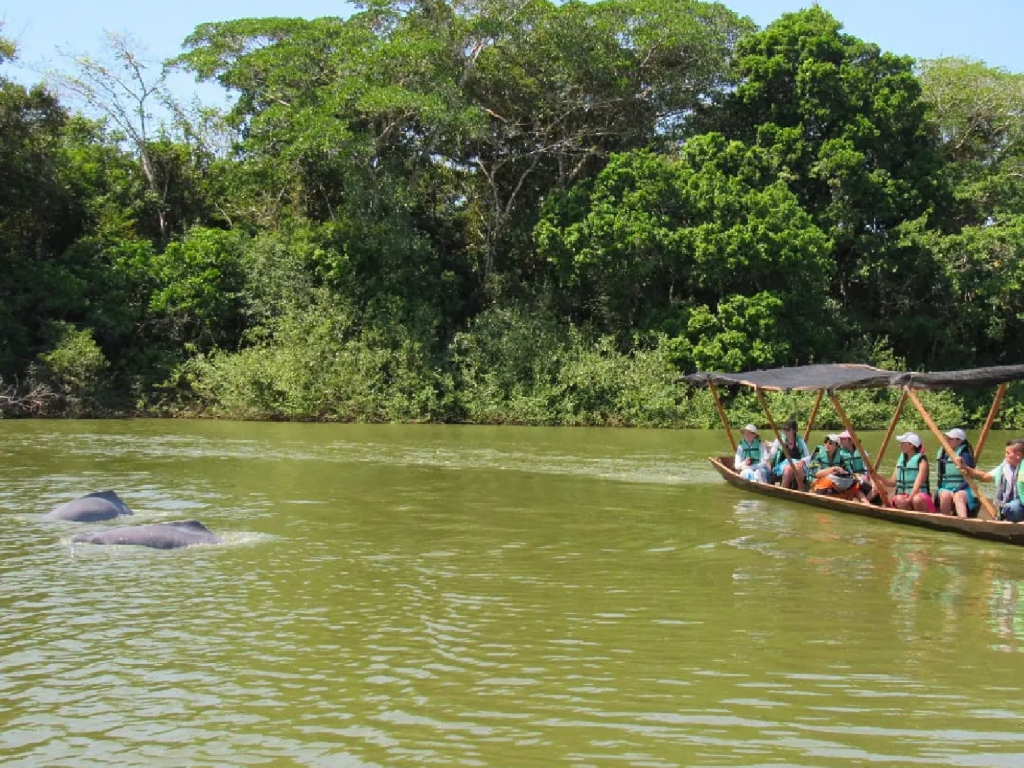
[
  {"xmin": 837, "ymin": 430, "xmax": 876, "ymax": 504},
  {"xmin": 762, "ymin": 419, "xmax": 812, "ymax": 491},
  {"xmin": 733, "ymin": 424, "xmax": 767, "ymax": 483},
  {"xmin": 935, "ymin": 428, "xmax": 977, "ymax": 518},
  {"xmin": 880, "ymin": 432, "xmax": 936, "ymax": 512},
  {"xmin": 809, "ymin": 434, "xmax": 859, "ymax": 498}
]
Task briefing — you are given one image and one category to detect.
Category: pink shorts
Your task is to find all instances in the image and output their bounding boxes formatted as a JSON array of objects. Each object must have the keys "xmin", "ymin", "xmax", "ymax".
[{"xmin": 889, "ymin": 493, "xmax": 937, "ymax": 512}]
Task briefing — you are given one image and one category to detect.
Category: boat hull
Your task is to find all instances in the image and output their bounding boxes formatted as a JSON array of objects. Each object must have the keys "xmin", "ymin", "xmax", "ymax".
[{"xmin": 711, "ymin": 456, "xmax": 1024, "ymax": 546}]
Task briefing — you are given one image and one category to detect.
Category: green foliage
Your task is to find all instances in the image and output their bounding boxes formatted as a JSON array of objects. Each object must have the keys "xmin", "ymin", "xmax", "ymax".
[
  {"xmin": 918, "ymin": 57, "xmax": 1024, "ymax": 224},
  {"xmin": 449, "ymin": 304, "xmax": 701, "ymax": 426},
  {"xmin": 698, "ymin": 7, "xmax": 949, "ymax": 365},
  {"xmin": 185, "ymin": 291, "xmax": 452, "ymax": 422},
  {"xmin": 148, "ymin": 227, "xmax": 247, "ymax": 351},
  {"xmin": 34, "ymin": 322, "xmax": 110, "ymax": 416},
  {"xmin": 536, "ymin": 137, "xmax": 832, "ymax": 366}
]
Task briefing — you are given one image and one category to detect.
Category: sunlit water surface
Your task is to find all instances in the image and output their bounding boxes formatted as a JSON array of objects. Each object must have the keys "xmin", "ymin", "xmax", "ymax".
[{"xmin": 3, "ymin": 420, "xmax": 1024, "ymax": 767}]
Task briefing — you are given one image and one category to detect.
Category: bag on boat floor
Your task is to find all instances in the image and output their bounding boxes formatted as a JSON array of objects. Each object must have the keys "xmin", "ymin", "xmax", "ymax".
[{"xmin": 811, "ymin": 473, "xmax": 859, "ymax": 499}]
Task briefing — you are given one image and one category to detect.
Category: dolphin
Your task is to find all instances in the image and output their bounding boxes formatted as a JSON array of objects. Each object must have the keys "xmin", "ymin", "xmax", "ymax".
[
  {"xmin": 71, "ymin": 520, "xmax": 222, "ymax": 550},
  {"xmin": 43, "ymin": 490, "xmax": 134, "ymax": 522}
]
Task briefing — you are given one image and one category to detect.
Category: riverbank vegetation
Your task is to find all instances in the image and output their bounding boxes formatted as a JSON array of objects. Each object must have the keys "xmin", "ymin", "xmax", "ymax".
[{"xmin": 2, "ymin": 3, "xmax": 1023, "ymax": 427}]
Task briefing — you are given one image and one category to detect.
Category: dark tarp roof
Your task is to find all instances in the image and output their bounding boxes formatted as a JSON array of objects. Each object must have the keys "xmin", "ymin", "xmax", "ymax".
[{"xmin": 685, "ymin": 364, "xmax": 1024, "ymax": 392}]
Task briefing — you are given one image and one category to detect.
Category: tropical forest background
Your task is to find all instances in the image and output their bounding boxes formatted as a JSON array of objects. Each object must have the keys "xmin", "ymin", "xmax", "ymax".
[{"xmin": 2, "ymin": 1, "xmax": 1024, "ymax": 428}]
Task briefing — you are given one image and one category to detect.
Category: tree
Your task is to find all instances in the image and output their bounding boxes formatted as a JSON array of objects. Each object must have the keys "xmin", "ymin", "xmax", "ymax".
[
  {"xmin": 918, "ymin": 57, "xmax": 1024, "ymax": 225},
  {"xmin": 696, "ymin": 8, "xmax": 949, "ymax": 364},
  {"xmin": 47, "ymin": 32, "xmax": 200, "ymax": 241},
  {"xmin": 535, "ymin": 134, "xmax": 833, "ymax": 370}
]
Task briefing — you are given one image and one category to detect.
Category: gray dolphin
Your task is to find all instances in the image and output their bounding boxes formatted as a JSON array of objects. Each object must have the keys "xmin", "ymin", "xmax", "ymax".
[
  {"xmin": 71, "ymin": 520, "xmax": 222, "ymax": 549},
  {"xmin": 43, "ymin": 490, "xmax": 134, "ymax": 522}
]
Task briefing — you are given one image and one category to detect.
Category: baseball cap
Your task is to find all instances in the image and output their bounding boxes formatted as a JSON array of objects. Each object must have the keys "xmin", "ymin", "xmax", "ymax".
[
  {"xmin": 742, "ymin": 424, "xmax": 759, "ymax": 434},
  {"xmin": 944, "ymin": 428, "xmax": 967, "ymax": 441},
  {"xmin": 896, "ymin": 432, "xmax": 922, "ymax": 448}
]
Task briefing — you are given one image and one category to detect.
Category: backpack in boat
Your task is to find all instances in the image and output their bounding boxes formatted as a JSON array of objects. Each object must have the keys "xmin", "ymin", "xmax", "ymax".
[{"xmin": 811, "ymin": 472, "xmax": 859, "ymax": 499}]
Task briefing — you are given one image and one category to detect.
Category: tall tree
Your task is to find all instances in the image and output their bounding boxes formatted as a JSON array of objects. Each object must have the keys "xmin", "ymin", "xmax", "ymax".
[{"xmin": 696, "ymin": 8, "xmax": 949, "ymax": 364}]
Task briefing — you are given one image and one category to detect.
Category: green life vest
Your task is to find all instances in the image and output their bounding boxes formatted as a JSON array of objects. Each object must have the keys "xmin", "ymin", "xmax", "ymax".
[
  {"xmin": 840, "ymin": 447, "xmax": 867, "ymax": 474},
  {"xmin": 739, "ymin": 439, "xmax": 761, "ymax": 463},
  {"xmin": 896, "ymin": 452, "xmax": 930, "ymax": 495},
  {"xmin": 936, "ymin": 443, "xmax": 968, "ymax": 491},
  {"xmin": 810, "ymin": 445, "xmax": 845, "ymax": 474}
]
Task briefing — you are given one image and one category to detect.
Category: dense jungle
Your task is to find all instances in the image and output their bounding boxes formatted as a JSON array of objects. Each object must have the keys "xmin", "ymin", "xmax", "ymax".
[{"xmin": 2, "ymin": 1, "xmax": 1023, "ymax": 428}]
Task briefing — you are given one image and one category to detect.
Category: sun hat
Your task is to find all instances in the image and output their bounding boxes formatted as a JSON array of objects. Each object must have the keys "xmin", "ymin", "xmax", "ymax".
[
  {"xmin": 742, "ymin": 424, "xmax": 759, "ymax": 434},
  {"xmin": 944, "ymin": 428, "xmax": 967, "ymax": 441},
  {"xmin": 896, "ymin": 432, "xmax": 922, "ymax": 448}
]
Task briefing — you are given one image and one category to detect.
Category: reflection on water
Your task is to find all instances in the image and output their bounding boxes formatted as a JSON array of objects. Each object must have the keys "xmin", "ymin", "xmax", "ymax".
[{"xmin": 2, "ymin": 421, "xmax": 1024, "ymax": 766}]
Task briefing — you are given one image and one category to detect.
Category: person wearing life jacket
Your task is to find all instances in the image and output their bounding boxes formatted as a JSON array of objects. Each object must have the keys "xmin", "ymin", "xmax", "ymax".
[
  {"xmin": 837, "ymin": 429, "xmax": 877, "ymax": 504},
  {"xmin": 935, "ymin": 428, "xmax": 977, "ymax": 518},
  {"xmin": 763, "ymin": 419, "xmax": 812, "ymax": 491},
  {"xmin": 881, "ymin": 432, "xmax": 936, "ymax": 512},
  {"xmin": 733, "ymin": 424, "xmax": 767, "ymax": 483},
  {"xmin": 960, "ymin": 439, "xmax": 1024, "ymax": 522},
  {"xmin": 809, "ymin": 434, "xmax": 858, "ymax": 496}
]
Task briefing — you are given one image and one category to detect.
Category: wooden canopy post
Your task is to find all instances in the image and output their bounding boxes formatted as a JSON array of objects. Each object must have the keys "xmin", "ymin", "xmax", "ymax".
[
  {"xmin": 804, "ymin": 389, "xmax": 823, "ymax": 444},
  {"xmin": 974, "ymin": 382, "xmax": 1007, "ymax": 464},
  {"xmin": 905, "ymin": 389, "xmax": 999, "ymax": 521},
  {"xmin": 873, "ymin": 390, "xmax": 908, "ymax": 473},
  {"xmin": 757, "ymin": 387, "xmax": 805, "ymax": 491},
  {"xmin": 829, "ymin": 391, "xmax": 889, "ymax": 507},
  {"xmin": 708, "ymin": 382, "xmax": 737, "ymax": 453}
]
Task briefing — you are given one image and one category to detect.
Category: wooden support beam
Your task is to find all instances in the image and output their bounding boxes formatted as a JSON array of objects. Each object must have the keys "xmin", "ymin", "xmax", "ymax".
[
  {"xmin": 708, "ymin": 382, "xmax": 737, "ymax": 453},
  {"xmin": 829, "ymin": 391, "xmax": 889, "ymax": 507},
  {"xmin": 975, "ymin": 382, "xmax": 1006, "ymax": 465},
  {"xmin": 804, "ymin": 389, "xmax": 823, "ymax": 443},
  {"xmin": 905, "ymin": 388, "xmax": 998, "ymax": 521},
  {"xmin": 874, "ymin": 390, "xmax": 908, "ymax": 473}
]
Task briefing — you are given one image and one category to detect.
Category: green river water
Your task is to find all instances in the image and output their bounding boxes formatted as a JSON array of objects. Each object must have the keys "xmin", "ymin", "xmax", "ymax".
[{"xmin": 2, "ymin": 420, "xmax": 1024, "ymax": 767}]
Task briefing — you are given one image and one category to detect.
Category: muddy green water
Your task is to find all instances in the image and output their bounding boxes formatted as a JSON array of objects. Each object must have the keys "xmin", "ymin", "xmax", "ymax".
[{"xmin": 2, "ymin": 420, "xmax": 1024, "ymax": 767}]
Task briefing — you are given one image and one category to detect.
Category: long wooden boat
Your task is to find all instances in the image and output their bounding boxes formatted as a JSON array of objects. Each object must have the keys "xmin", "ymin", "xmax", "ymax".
[
  {"xmin": 710, "ymin": 454, "xmax": 1024, "ymax": 545},
  {"xmin": 688, "ymin": 363, "xmax": 1024, "ymax": 547}
]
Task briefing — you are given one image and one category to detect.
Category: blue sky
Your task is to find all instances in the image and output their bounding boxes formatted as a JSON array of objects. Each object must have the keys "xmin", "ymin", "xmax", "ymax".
[{"xmin": 3, "ymin": 0, "xmax": 1022, "ymax": 99}]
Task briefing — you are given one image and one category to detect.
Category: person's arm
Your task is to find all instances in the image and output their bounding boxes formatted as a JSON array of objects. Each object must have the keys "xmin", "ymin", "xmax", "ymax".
[
  {"xmin": 733, "ymin": 444, "xmax": 746, "ymax": 471},
  {"xmin": 966, "ymin": 464, "xmax": 998, "ymax": 483},
  {"xmin": 911, "ymin": 457, "xmax": 929, "ymax": 496},
  {"xmin": 955, "ymin": 451, "xmax": 976, "ymax": 492}
]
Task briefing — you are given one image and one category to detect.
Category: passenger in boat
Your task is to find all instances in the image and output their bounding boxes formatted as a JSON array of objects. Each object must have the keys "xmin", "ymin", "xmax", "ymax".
[
  {"xmin": 960, "ymin": 439, "xmax": 1024, "ymax": 522},
  {"xmin": 762, "ymin": 419, "xmax": 812, "ymax": 491},
  {"xmin": 935, "ymin": 428, "xmax": 977, "ymax": 518},
  {"xmin": 837, "ymin": 430, "xmax": 877, "ymax": 504},
  {"xmin": 809, "ymin": 434, "xmax": 859, "ymax": 498},
  {"xmin": 733, "ymin": 424, "xmax": 767, "ymax": 483},
  {"xmin": 881, "ymin": 432, "xmax": 936, "ymax": 512}
]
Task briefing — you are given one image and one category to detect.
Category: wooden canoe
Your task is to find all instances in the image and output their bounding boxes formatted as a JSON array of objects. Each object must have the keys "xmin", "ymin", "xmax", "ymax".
[{"xmin": 711, "ymin": 455, "xmax": 1024, "ymax": 546}]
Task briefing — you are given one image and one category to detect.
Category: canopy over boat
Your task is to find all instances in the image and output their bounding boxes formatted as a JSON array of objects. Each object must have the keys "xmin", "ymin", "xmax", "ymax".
[{"xmin": 685, "ymin": 363, "xmax": 1024, "ymax": 392}]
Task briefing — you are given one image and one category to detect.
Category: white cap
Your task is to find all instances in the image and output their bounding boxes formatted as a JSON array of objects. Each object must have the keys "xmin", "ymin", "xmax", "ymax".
[
  {"xmin": 742, "ymin": 424, "xmax": 759, "ymax": 434},
  {"xmin": 945, "ymin": 428, "xmax": 967, "ymax": 441},
  {"xmin": 896, "ymin": 432, "xmax": 922, "ymax": 448},
  {"xmin": 826, "ymin": 434, "xmax": 841, "ymax": 443}
]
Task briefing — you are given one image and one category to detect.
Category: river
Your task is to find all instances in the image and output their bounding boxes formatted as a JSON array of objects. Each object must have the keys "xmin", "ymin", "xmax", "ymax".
[{"xmin": 2, "ymin": 420, "xmax": 1024, "ymax": 767}]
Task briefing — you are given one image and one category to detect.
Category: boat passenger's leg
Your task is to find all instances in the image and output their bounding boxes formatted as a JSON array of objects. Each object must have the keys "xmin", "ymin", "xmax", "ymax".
[
  {"xmin": 1002, "ymin": 500, "xmax": 1024, "ymax": 523},
  {"xmin": 937, "ymin": 489, "xmax": 954, "ymax": 515},
  {"xmin": 953, "ymin": 490, "xmax": 972, "ymax": 519},
  {"xmin": 912, "ymin": 493, "xmax": 937, "ymax": 513}
]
